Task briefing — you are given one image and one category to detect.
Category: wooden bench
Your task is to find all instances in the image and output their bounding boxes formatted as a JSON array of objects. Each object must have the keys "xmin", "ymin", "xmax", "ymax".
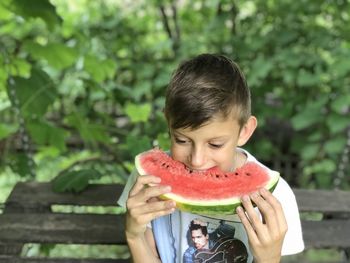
[{"xmin": 0, "ymin": 182, "xmax": 349, "ymax": 263}]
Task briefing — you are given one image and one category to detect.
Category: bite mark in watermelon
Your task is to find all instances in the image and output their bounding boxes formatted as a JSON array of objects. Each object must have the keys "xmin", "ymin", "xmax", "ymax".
[{"xmin": 135, "ymin": 149, "xmax": 279, "ymax": 215}]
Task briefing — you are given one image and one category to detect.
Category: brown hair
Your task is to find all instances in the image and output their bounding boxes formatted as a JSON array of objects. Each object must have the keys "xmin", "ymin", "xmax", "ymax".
[{"xmin": 164, "ymin": 54, "xmax": 251, "ymax": 130}]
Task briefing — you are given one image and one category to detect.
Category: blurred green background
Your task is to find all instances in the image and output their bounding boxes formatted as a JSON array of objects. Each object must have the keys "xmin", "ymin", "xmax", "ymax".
[{"xmin": 0, "ymin": 0, "xmax": 349, "ymax": 260}]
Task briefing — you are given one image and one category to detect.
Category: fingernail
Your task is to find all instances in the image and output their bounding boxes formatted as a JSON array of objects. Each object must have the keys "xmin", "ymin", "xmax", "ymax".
[
  {"xmin": 155, "ymin": 177, "xmax": 161, "ymax": 183},
  {"xmin": 236, "ymin": 206, "xmax": 243, "ymax": 213},
  {"xmin": 260, "ymin": 188, "xmax": 267, "ymax": 194},
  {"xmin": 165, "ymin": 186, "xmax": 172, "ymax": 192},
  {"xmin": 251, "ymin": 192, "xmax": 259, "ymax": 198},
  {"xmin": 242, "ymin": 195, "xmax": 249, "ymax": 202}
]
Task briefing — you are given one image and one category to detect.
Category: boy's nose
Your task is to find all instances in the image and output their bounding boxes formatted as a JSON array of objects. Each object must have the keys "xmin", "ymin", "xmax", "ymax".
[{"xmin": 190, "ymin": 147, "xmax": 206, "ymax": 169}]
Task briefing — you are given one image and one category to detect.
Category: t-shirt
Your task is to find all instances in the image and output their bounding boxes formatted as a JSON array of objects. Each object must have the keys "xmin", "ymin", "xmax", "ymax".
[{"xmin": 117, "ymin": 148, "xmax": 304, "ymax": 263}]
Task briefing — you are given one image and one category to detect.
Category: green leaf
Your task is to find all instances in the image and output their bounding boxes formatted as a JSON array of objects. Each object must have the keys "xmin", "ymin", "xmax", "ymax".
[
  {"xmin": 331, "ymin": 94, "xmax": 350, "ymax": 114},
  {"xmin": 291, "ymin": 98, "xmax": 328, "ymax": 130},
  {"xmin": 24, "ymin": 42, "xmax": 78, "ymax": 70},
  {"xmin": 10, "ymin": 58, "xmax": 31, "ymax": 77},
  {"xmin": 290, "ymin": 110, "xmax": 320, "ymax": 130},
  {"xmin": 331, "ymin": 55, "xmax": 350, "ymax": 78},
  {"xmin": 310, "ymin": 159, "xmax": 336, "ymax": 174},
  {"xmin": 297, "ymin": 69, "xmax": 321, "ymax": 87},
  {"xmin": 8, "ymin": 67, "xmax": 57, "ymax": 117},
  {"xmin": 300, "ymin": 143, "xmax": 320, "ymax": 160},
  {"xmin": 8, "ymin": 153, "xmax": 35, "ymax": 177},
  {"xmin": 26, "ymin": 120, "xmax": 68, "ymax": 152},
  {"xmin": 324, "ymin": 137, "xmax": 347, "ymax": 155},
  {"xmin": 0, "ymin": 1, "xmax": 13, "ymax": 20},
  {"xmin": 156, "ymin": 132, "xmax": 170, "ymax": 150},
  {"xmin": 315, "ymin": 171, "xmax": 332, "ymax": 188},
  {"xmin": 52, "ymin": 169, "xmax": 102, "ymax": 193},
  {"xmin": 326, "ymin": 114, "xmax": 350, "ymax": 134},
  {"xmin": 248, "ymin": 55, "xmax": 274, "ymax": 86},
  {"xmin": 84, "ymin": 55, "xmax": 117, "ymax": 83},
  {"xmin": 9, "ymin": 0, "xmax": 62, "ymax": 30},
  {"xmin": 65, "ymin": 113, "xmax": 110, "ymax": 145},
  {"xmin": 124, "ymin": 135, "xmax": 152, "ymax": 157},
  {"xmin": 0, "ymin": 123, "xmax": 18, "ymax": 140},
  {"xmin": 125, "ymin": 103, "xmax": 151, "ymax": 123}
]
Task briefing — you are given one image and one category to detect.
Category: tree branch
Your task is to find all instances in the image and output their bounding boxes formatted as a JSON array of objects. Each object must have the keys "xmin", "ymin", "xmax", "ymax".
[{"xmin": 159, "ymin": 5, "xmax": 173, "ymax": 40}]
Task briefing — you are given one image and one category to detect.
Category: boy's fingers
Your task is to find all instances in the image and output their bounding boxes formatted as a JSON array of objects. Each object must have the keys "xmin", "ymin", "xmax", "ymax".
[
  {"xmin": 241, "ymin": 195, "xmax": 263, "ymax": 230},
  {"xmin": 137, "ymin": 207, "xmax": 176, "ymax": 225},
  {"xmin": 259, "ymin": 188, "xmax": 288, "ymax": 230},
  {"xmin": 250, "ymin": 192, "xmax": 277, "ymax": 228},
  {"xmin": 249, "ymin": 192, "xmax": 282, "ymax": 242},
  {"xmin": 236, "ymin": 206, "xmax": 259, "ymax": 245},
  {"xmin": 127, "ymin": 185, "xmax": 171, "ymax": 208},
  {"xmin": 129, "ymin": 175, "xmax": 161, "ymax": 197},
  {"xmin": 130, "ymin": 200, "xmax": 176, "ymax": 218}
]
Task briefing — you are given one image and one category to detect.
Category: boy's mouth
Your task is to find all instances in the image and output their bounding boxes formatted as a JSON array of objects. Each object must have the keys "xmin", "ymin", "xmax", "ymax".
[{"xmin": 185, "ymin": 165, "xmax": 219, "ymax": 173}]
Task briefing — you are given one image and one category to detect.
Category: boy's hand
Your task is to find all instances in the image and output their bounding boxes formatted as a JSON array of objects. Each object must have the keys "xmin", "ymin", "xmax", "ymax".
[
  {"xmin": 236, "ymin": 188, "xmax": 287, "ymax": 263},
  {"xmin": 125, "ymin": 175, "xmax": 176, "ymax": 240}
]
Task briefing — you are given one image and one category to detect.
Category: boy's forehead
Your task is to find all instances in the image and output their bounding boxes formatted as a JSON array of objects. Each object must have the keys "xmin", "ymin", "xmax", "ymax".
[{"xmin": 170, "ymin": 115, "xmax": 241, "ymax": 137}]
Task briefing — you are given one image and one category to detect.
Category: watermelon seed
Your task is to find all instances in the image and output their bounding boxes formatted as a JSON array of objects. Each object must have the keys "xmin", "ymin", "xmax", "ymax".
[
  {"xmin": 216, "ymin": 174, "xmax": 220, "ymax": 178},
  {"xmin": 245, "ymin": 172, "xmax": 251, "ymax": 176},
  {"xmin": 235, "ymin": 172, "xmax": 239, "ymax": 176}
]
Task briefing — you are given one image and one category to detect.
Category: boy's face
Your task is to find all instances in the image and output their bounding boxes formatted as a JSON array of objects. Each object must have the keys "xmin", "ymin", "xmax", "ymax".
[{"xmin": 170, "ymin": 114, "xmax": 254, "ymax": 172}]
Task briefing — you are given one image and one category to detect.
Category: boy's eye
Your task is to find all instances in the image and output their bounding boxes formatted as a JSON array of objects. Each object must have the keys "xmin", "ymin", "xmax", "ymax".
[
  {"xmin": 209, "ymin": 143, "xmax": 224, "ymax": 149},
  {"xmin": 175, "ymin": 138, "xmax": 188, "ymax": 144}
]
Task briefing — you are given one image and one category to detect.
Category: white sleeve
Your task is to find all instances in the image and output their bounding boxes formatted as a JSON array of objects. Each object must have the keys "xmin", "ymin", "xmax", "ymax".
[
  {"xmin": 273, "ymin": 177, "xmax": 305, "ymax": 255},
  {"xmin": 117, "ymin": 169, "xmax": 139, "ymax": 208}
]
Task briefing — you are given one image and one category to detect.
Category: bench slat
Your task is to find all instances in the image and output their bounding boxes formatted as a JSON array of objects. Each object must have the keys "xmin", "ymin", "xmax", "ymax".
[
  {"xmin": 6, "ymin": 183, "xmax": 350, "ymax": 215},
  {"xmin": 0, "ymin": 213, "xmax": 126, "ymax": 245},
  {"xmin": 5, "ymin": 182, "xmax": 124, "ymax": 207},
  {"xmin": 294, "ymin": 189, "xmax": 350, "ymax": 214},
  {"xmin": 1, "ymin": 213, "xmax": 350, "ymax": 249},
  {"xmin": 302, "ymin": 220, "xmax": 350, "ymax": 248}
]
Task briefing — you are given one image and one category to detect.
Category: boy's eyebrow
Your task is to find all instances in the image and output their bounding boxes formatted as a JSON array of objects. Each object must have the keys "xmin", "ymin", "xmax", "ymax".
[{"xmin": 172, "ymin": 131, "xmax": 230, "ymax": 141}]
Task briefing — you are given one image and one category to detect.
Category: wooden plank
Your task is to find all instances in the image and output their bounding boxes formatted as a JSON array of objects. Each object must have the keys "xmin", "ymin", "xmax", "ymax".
[
  {"xmin": 0, "ymin": 213, "xmax": 126, "ymax": 245},
  {"xmin": 1, "ymin": 214, "xmax": 350, "ymax": 249},
  {"xmin": 0, "ymin": 243, "xmax": 23, "ymax": 255},
  {"xmin": 293, "ymin": 189, "xmax": 350, "ymax": 214},
  {"xmin": 0, "ymin": 256, "xmax": 130, "ymax": 263},
  {"xmin": 6, "ymin": 183, "xmax": 350, "ymax": 215},
  {"xmin": 302, "ymin": 220, "xmax": 350, "ymax": 249},
  {"xmin": 5, "ymin": 182, "xmax": 125, "ymax": 207}
]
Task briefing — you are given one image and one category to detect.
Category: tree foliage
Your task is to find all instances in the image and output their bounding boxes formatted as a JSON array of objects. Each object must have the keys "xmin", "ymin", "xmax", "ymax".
[{"xmin": 0, "ymin": 0, "xmax": 349, "ymax": 190}]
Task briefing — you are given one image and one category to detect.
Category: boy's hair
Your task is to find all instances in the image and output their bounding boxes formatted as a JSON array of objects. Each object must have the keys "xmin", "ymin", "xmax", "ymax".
[{"xmin": 164, "ymin": 54, "xmax": 251, "ymax": 130}]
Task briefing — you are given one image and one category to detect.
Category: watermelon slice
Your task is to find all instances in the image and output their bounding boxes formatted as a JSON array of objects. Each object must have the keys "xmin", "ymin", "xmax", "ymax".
[{"xmin": 135, "ymin": 149, "xmax": 279, "ymax": 215}]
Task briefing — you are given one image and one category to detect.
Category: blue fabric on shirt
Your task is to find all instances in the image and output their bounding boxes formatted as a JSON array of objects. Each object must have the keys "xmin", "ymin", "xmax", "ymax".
[{"xmin": 151, "ymin": 215, "xmax": 175, "ymax": 263}]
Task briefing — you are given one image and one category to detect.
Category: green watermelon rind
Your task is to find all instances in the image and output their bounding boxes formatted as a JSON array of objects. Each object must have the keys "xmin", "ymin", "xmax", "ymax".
[{"xmin": 135, "ymin": 151, "xmax": 280, "ymax": 215}]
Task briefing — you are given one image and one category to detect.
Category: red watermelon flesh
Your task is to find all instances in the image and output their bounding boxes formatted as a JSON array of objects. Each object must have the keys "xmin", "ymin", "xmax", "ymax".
[{"xmin": 135, "ymin": 148, "xmax": 279, "ymax": 215}]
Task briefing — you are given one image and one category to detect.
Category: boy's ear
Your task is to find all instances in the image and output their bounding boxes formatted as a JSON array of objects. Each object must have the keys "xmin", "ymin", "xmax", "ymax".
[{"xmin": 237, "ymin": 116, "xmax": 257, "ymax": 147}]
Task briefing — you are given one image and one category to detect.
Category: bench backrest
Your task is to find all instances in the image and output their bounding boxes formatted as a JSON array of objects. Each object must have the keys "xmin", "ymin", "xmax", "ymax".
[{"xmin": 1, "ymin": 182, "xmax": 350, "ymax": 262}]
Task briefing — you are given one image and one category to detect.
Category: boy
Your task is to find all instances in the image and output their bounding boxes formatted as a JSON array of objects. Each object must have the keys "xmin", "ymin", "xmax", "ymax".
[{"xmin": 118, "ymin": 54, "xmax": 304, "ymax": 263}]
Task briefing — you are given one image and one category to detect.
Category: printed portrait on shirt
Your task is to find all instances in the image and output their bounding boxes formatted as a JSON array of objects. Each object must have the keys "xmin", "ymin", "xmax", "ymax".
[{"xmin": 183, "ymin": 217, "xmax": 248, "ymax": 263}]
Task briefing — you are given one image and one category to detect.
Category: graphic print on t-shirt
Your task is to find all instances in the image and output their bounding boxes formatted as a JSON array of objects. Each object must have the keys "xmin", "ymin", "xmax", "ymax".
[{"xmin": 182, "ymin": 217, "xmax": 248, "ymax": 263}]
